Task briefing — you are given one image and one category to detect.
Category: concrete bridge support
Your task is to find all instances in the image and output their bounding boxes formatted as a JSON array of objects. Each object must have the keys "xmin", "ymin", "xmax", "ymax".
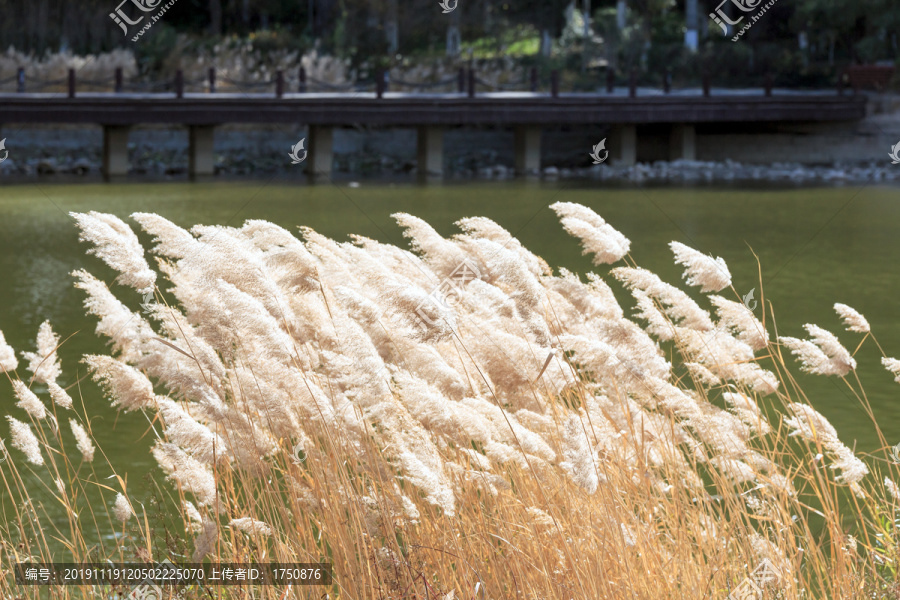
[
  {"xmin": 308, "ymin": 125, "xmax": 334, "ymax": 178},
  {"xmin": 417, "ymin": 126, "xmax": 444, "ymax": 179},
  {"xmin": 669, "ymin": 124, "xmax": 696, "ymax": 160},
  {"xmin": 609, "ymin": 124, "xmax": 636, "ymax": 165},
  {"xmin": 189, "ymin": 125, "xmax": 216, "ymax": 178},
  {"xmin": 515, "ymin": 125, "xmax": 542, "ymax": 175},
  {"xmin": 102, "ymin": 125, "xmax": 130, "ymax": 179}
]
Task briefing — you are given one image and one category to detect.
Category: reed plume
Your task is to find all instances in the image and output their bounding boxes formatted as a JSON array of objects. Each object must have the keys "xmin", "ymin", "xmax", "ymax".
[{"xmin": 0, "ymin": 330, "xmax": 17, "ymax": 372}]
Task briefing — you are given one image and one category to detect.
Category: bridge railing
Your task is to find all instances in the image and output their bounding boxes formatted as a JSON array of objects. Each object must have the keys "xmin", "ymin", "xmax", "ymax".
[{"xmin": 0, "ymin": 65, "xmax": 853, "ymax": 97}]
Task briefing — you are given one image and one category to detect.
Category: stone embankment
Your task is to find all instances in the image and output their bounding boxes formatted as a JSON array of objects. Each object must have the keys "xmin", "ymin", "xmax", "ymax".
[{"xmin": 2, "ymin": 151, "xmax": 897, "ymax": 185}]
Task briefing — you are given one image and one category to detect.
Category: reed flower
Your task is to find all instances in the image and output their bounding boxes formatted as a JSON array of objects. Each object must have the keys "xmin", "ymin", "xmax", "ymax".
[
  {"xmin": 83, "ymin": 355, "xmax": 156, "ymax": 412},
  {"xmin": 192, "ymin": 518, "xmax": 218, "ymax": 561},
  {"xmin": 392, "ymin": 212, "xmax": 473, "ymax": 277},
  {"xmin": 113, "ymin": 493, "xmax": 134, "ymax": 522},
  {"xmin": 669, "ymin": 241, "xmax": 732, "ymax": 292},
  {"xmin": 886, "ymin": 477, "xmax": 900, "ymax": 502},
  {"xmin": 785, "ymin": 403, "xmax": 868, "ymax": 484},
  {"xmin": 70, "ymin": 211, "xmax": 156, "ymax": 293},
  {"xmin": 71, "ymin": 269, "xmax": 157, "ymax": 364},
  {"xmin": 131, "ymin": 212, "xmax": 203, "ymax": 259},
  {"xmin": 804, "ymin": 324, "xmax": 856, "ymax": 373},
  {"xmin": 882, "ymin": 357, "xmax": 900, "ymax": 384},
  {"xmin": 612, "ymin": 267, "xmax": 714, "ymax": 332},
  {"xmin": 620, "ymin": 523, "xmax": 637, "ymax": 547},
  {"xmin": 47, "ymin": 382, "xmax": 74, "ymax": 410},
  {"xmin": 156, "ymin": 398, "xmax": 227, "ymax": 465},
  {"xmin": 456, "ymin": 216, "xmax": 551, "ymax": 277},
  {"xmin": 683, "ymin": 362, "xmax": 721, "ymax": 386},
  {"xmin": 780, "ymin": 324, "xmax": 856, "ymax": 376},
  {"xmin": 228, "ymin": 518, "xmax": 272, "ymax": 537},
  {"xmin": 182, "ymin": 501, "xmax": 203, "ymax": 532},
  {"xmin": 526, "ymin": 506, "xmax": 555, "ymax": 527},
  {"xmin": 723, "ymin": 391, "xmax": 771, "ymax": 435},
  {"xmin": 399, "ymin": 493, "xmax": 421, "ymax": 524},
  {"xmin": 710, "ymin": 457, "xmax": 757, "ymax": 484},
  {"xmin": 709, "ymin": 295, "xmax": 769, "ymax": 351},
  {"xmin": 12, "ymin": 380, "xmax": 47, "ymax": 420},
  {"xmin": 749, "ymin": 533, "xmax": 786, "ymax": 571},
  {"xmin": 560, "ymin": 415, "xmax": 600, "ymax": 494},
  {"xmin": 0, "ymin": 330, "xmax": 18, "ymax": 372},
  {"xmin": 20, "ymin": 320, "xmax": 62, "ymax": 384},
  {"xmin": 151, "ymin": 442, "xmax": 219, "ymax": 508},
  {"xmin": 673, "ymin": 326, "xmax": 778, "ymax": 395},
  {"xmin": 7, "ymin": 417, "xmax": 43, "ymax": 465},
  {"xmin": 550, "ymin": 202, "xmax": 630, "ymax": 264},
  {"xmin": 834, "ymin": 303, "xmax": 870, "ymax": 333},
  {"xmin": 69, "ymin": 419, "xmax": 95, "ymax": 462}
]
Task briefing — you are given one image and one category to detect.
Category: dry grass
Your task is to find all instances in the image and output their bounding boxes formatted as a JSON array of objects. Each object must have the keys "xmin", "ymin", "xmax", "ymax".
[{"xmin": 2, "ymin": 206, "xmax": 900, "ymax": 600}]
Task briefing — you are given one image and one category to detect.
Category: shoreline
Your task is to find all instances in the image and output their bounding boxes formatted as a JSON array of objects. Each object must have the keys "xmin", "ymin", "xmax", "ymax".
[{"xmin": 1, "ymin": 155, "xmax": 898, "ymax": 186}]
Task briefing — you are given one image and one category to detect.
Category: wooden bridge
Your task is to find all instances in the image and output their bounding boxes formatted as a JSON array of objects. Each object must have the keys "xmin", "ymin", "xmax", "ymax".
[{"xmin": 0, "ymin": 89, "xmax": 868, "ymax": 179}]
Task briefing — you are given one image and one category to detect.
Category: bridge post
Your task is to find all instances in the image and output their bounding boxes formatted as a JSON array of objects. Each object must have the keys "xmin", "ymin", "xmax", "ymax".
[
  {"xmin": 209, "ymin": 67, "xmax": 216, "ymax": 93},
  {"xmin": 308, "ymin": 126, "xmax": 333, "ymax": 178},
  {"xmin": 514, "ymin": 125, "xmax": 542, "ymax": 176},
  {"xmin": 68, "ymin": 69, "xmax": 75, "ymax": 98},
  {"xmin": 609, "ymin": 125, "xmax": 636, "ymax": 166},
  {"xmin": 669, "ymin": 124, "xmax": 696, "ymax": 161},
  {"xmin": 102, "ymin": 125, "xmax": 131, "ymax": 180},
  {"xmin": 189, "ymin": 125, "xmax": 216, "ymax": 178},
  {"xmin": 115, "ymin": 67, "xmax": 123, "ymax": 93},
  {"xmin": 417, "ymin": 126, "xmax": 444, "ymax": 180}
]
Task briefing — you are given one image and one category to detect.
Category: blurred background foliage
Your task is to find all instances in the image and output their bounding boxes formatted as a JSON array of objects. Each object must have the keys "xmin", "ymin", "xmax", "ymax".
[{"xmin": 0, "ymin": 0, "xmax": 898, "ymax": 88}]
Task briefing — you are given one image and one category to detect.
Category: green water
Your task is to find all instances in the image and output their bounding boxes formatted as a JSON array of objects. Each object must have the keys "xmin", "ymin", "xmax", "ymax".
[{"xmin": 1, "ymin": 180, "xmax": 899, "ymax": 553}]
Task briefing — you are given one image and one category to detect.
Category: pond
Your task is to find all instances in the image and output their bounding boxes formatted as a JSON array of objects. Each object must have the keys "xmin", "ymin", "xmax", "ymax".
[{"xmin": 1, "ymin": 179, "xmax": 899, "ymax": 553}]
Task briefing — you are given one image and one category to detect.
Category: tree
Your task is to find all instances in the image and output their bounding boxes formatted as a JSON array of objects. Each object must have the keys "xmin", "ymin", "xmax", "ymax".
[
  {"xmin": 210, "ymin": 0, "xmax": 223, "ymax": 35},
  {"xmin": 794, "ymin": 0, "xmax": 900, "ymax": 64},
  {"xmin": 503, "ymin": 0, "xmax": 569, "ymax": 58}
]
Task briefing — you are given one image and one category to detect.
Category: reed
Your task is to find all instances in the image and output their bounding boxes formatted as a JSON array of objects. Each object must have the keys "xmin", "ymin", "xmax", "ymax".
[{"xmin": 2, "ymin": 204, "xmax": 900, "ymax": 599}]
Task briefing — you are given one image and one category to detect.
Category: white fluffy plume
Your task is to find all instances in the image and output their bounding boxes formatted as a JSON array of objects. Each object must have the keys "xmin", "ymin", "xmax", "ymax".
[
  {"xmin": 21, "ymin": 320, "xmax": 62, "ymax": 384},
  {"xmin": 834, "ymin": 303, "xmax": 870, "ymax": 334},
  {"xmin": 780, "ymin": 324, "xmax": 856, "ymax": 377},
  {"xmin": 550, "ymin": 202, "xmax": 630, "ymax": 264},
  {"xmin": 7, "ymin": 417, "xmax": 43, "ymax": 465},
  {"xmin": 0, "ymin": 330, "xmax": 18, "ymax": 373},
  {"xmin": 669, "ymin": 241, "xmax": 732, "ymax": 293},
  {"xmin": 70, "ymin": 211, "xmax": 156, "ymax": 293}
]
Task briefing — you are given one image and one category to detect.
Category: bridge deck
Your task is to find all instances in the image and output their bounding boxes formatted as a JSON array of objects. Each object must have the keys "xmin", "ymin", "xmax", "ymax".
[{"xmin": 0, "ymin": 92, "xmax": 867, "ymax": 126}]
